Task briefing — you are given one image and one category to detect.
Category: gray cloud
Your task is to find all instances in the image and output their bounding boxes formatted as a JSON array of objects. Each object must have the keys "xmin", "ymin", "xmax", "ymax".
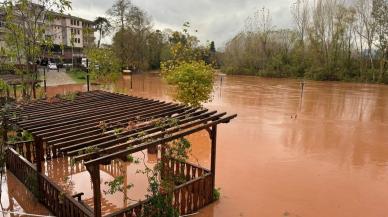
[{"xmin": 70, "ymin": 0, "xmax": 295, "ymax": 47}]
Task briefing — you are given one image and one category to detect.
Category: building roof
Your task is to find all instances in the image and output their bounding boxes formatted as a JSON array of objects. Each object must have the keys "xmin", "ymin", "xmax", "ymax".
[{"xmin": 49, "ymin": 11, "xmax": 94, "ymax": 24}]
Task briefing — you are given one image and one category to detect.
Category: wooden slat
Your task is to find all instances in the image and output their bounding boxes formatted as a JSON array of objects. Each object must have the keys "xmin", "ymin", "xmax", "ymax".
[{"xmin": 71, "ymin": 111, "xmax": 222, "ymax": 161}]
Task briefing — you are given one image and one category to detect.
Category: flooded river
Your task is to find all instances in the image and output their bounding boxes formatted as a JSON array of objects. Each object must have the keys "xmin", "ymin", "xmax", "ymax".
[{"xmin": 5, "ymin": 73, "xmax": 388, "ymax": 217}]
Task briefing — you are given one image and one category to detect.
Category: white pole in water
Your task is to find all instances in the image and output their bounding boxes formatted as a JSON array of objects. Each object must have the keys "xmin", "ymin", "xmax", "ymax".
[{"xmin": 0, "ymin": 210, "xmax": 55, "ymax": 217}]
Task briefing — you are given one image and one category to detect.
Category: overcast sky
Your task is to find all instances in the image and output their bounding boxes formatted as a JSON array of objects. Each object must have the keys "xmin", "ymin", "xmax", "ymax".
[{"xmin": 69, "ymin": 0, "xmax": 295, "ymax": 47}]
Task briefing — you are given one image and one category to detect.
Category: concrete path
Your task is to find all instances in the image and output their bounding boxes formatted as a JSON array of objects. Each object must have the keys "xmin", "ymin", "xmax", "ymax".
[{"xmin": 40, "ymin": 68, "xmax": 76, "ymax": 86}]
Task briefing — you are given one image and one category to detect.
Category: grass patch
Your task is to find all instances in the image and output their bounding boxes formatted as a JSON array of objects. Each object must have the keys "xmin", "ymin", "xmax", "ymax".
[{"xmin": 66, "ymin": 69, "xmax": 87, "ymax": 84}]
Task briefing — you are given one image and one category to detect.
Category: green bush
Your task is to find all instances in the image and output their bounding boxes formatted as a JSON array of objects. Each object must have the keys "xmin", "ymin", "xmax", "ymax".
[
  {"xmin": 161, "ymin": 61, "xmax": 214, "ymax": 107},
  {"xmin": 213, "ymin": 188, "xmax": 221, "ymax": 201},
  {"xmin": 86, "ymin": 47, "xmax": 121, "ymax": 83}
]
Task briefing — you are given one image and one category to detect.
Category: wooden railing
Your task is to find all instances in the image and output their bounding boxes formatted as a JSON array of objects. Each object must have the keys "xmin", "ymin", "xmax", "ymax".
[
  {"xmin": 6, "ymin": 147, "xmax": 93, "ymax": 217},
  {"xmin": 8, "ymin": 140, "xmax": 36, "ymax": 163},
  {"xmin": 45, "ymin": 157, "xmax": 125, "ymax": 181},
  {"xmin": 173, "ymin": 172, "xmax": 213, "ymax": 215},
  {"xmin": 9, "ymin": 140, "xmax": 59, "ymax": 163},
  {"xmin": 106, "ymin": 159, "xmax": 213, "ymax": 217},
  {"xmin": 163, "ymin": 157, "xmax": 210, "ymax": 182}
]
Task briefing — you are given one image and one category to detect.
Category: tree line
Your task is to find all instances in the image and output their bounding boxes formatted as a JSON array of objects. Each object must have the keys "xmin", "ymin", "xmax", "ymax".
[
  {"xmin": 221, "ymin": 0, "xmax": 388, "ymax": 83},
  {"xmin": 97, "ymin": 0, "xmax": 216, "ymax": 72}
]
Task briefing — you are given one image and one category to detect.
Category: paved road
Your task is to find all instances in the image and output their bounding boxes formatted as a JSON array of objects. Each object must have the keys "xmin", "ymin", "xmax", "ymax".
[{"xmin": 40, "ymin": 68, "xmax": 76, "ymax": 86}]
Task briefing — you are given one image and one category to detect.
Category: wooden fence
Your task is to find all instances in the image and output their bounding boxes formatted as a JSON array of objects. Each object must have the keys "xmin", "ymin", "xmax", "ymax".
[
  {"xmin": 106, "ymin": 159, "xmax": 214, "ymax": 217},
  {"xmin": 6, "ymin": 147, "xmax": 93, "ymax": 217},
  {"xmin": 163, "ymin": 157, "xmax": 210, "ymax": 182}
]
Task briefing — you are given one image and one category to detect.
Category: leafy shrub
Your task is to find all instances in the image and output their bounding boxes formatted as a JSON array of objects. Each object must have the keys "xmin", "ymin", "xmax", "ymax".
[
  {"xmin": 213, "ymin": 188, "xmax": 221, "ymax": 201},
  {"xmin": 161, "ymin": 61, "xmax": 214, "ymax": 107},
  {"xmin": 86, "ymin": 47, "xmax": 121, "ymax": 83}
]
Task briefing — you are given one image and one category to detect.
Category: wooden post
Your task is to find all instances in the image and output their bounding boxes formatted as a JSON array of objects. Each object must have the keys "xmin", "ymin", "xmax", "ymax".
[
  {"xmin": 210, "ymin": 125, "xmax": 217, "ymax": 197},
  {"xmin": 130, "ymin": 74, "xmax": 133, "ymax": 89},
  {"xmin": 43, "ymin": 67, "xmax": 47, "ymax": 95},
  {"xmin": 6, "ymin": 86, "xmax": 9, "ymax": 99},
  {"xmin": 86, "ymin": 59, "xmax": 90, "ymax": 92},
  {"xmin": 34, "ymin": 136, "xmax": 44, "ymax": 202},
  {"xmin": 160, "ymin": 145, "xmax": 166, "ymax": 180},
  {"xmin": 2, "ymin": 114, "xmax": 7, "ymax": 145},
  {"xmin": 32, "ymin": 82, "xmax": 36, "ymax": 99},
  {"xmin": 147, "ymin": 145, "xmax": 158, "ymax": 154},
  {"xmin": 34, "ymin": 136, "xmax": 43, "ymax": 173},
  {"xmin": 87, "ymin": 163, "xmax": 102, "ymax": 217},
  {"xmin": 12, "ymin": 85, "xmax": 16, "ymax": 99}
]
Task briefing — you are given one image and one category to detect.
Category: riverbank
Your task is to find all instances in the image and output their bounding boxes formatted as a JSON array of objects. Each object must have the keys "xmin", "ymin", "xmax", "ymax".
[{"xmin": 221, "ymin": 69, "xmax": 388, "ymax": 85}]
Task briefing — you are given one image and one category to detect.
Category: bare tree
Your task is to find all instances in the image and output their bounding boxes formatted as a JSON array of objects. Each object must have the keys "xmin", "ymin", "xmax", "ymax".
[
  {"xmin": 372, "ymin": 0, "xmax": 388, "ymax": 81},
  {"xmin": 106, "ymin": 0, "xmax": 131, "ymax": 31},
  {"xmin": 292, "ymin": 0, "xmax": 309, "ymax": 47},
  {"xmin": 355, "ymin": 0, "xmax": 376, "ymax": 75}
]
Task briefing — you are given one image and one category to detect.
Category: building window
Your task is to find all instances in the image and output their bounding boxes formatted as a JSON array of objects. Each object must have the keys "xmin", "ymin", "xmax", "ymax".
[
  {"xmin": 77, "ymin": 20, "xmax": 79, "ymax": 26},
  {"xmin": 77, "ymin": 29, "xmax": 80, "ymax": 35}
]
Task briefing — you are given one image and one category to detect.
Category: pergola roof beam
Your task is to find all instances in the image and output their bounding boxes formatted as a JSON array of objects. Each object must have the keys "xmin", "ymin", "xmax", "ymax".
[
  {"xmin": 15, "ymin": 93, "xmax": 148, "ymax": 120},
  {"xmin": 84, "ymin": 114, "xmax": 237, "ymax": 166},
  {"xmin": 64, "ymin": 109, "xmax": 214, "ymax": 156},
  {"xmin": 10, "ymin": 91, "xmax": 116, "ymax": 114},
  {"xmin": 73, "ymin": 111, "xmax": 225, "ymax": 162},
  {"xmin": 48, "ymin": 106, "xmax": 195, "ymax": 148},
  {"xmin": 33, "ymin": 103, "xmax": 181, "ymax": 138},
  {"xmin": 18, "ymin": 98, "xmax": 160, "ymax": 127},
  {"xmin": 24, "ymin": 101, "xmax": 170, "ymax": 133}
]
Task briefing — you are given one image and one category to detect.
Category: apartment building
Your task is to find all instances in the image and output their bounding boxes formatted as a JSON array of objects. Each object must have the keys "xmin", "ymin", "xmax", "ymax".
[
  {"xmin": 0, "ymin": 4, "xmax": 95, "ymax": 64},
  {"xmin": 46, "ymin": 12, "xmax": 96, "ymax": 62}
]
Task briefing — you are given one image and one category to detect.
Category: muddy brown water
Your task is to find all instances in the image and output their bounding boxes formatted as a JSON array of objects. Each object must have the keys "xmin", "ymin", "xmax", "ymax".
[{"xmin": 4, "ymin": 73, "xmax": 388, "ymax": 217}]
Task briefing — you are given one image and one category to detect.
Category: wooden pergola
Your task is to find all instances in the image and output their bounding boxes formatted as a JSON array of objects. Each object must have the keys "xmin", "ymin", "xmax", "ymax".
[{"xmin": 7, "ymin": 90, "xmax": 236, "ymax": 217}]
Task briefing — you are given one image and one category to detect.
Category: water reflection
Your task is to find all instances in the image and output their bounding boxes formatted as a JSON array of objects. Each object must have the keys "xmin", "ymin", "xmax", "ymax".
[
  {"xmin": 0, "ymin": 171, "xmax": 50, "ymax": 217},
  {"xmin": 43, "ymin": 152, "xmax": 155, "ymax": 216}
]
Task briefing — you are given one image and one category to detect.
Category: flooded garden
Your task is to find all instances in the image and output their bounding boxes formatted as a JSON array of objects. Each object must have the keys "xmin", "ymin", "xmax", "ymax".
[{"xmin": 2, "ymin": 73, "xmax": 388, "ymax": 217}]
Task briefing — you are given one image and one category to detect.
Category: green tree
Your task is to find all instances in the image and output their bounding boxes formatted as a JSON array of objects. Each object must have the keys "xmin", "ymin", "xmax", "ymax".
[
  {"xmin": 2, "ymin": 0, "xmax": 71, "ymax": 98},
  {"xmin": 147, "ymin": 30, "xmax": 167, "ymax": 69},
  {"xmin": 161, "ymin": 61, "xmax": 214, "ymax": 107},
  {"xmin": 94, "ymin": 17, "xmax": 111, "ymax": 48},
  {"xmin": 107, "ymin": 0, "xmax": 131, "ymax": 67},
  {"xmin": 86, "ymin": 47, "xmax": 121, "ymax": 83},
  {"xmin": 161, "ymin": 23, "xmax": 214, "ymax": 107},
  {"xmin": 109, "ymin": 0, "xmax": 152, "ymax": 70}
]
